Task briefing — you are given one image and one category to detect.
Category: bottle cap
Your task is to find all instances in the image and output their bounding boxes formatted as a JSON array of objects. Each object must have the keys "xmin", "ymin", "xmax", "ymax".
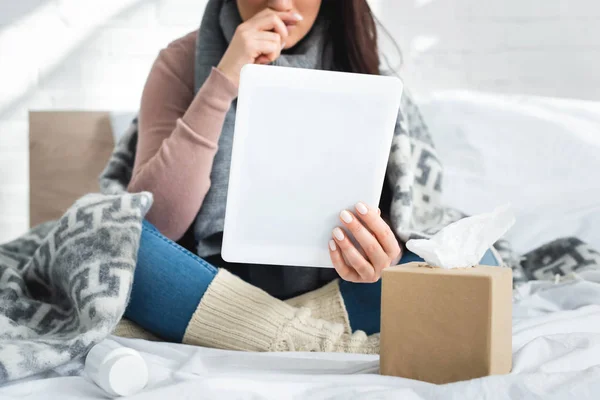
[{"xmin": 85, "ymin": 339, "xmax": 148, "ymax": 397}]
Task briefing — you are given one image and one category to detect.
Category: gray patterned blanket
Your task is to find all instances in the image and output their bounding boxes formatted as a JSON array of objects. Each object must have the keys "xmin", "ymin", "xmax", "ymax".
[{"xmin": 0, "ymin": 192, "xmax": 152, "ymax": 383}]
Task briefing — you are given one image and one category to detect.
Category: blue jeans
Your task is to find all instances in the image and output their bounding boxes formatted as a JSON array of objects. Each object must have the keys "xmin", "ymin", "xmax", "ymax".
[
  {"xmin": 126, "ymin": 221, "xmax": 500, "ymax": 341},
  {"xmin": 124, "ymin": 221, "xmax": 218, "ymax": 342}
]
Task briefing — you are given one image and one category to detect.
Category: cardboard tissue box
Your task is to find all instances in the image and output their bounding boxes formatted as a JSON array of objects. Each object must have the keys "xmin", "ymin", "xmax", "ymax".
[{"xmin": 380, "ymin": 262, "xmax": 513, "ymax": 384}]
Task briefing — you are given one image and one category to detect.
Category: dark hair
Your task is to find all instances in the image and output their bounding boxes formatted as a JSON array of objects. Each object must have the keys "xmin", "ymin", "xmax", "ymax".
[{"xmin": 320, "ymin": 0, "xmax": 391, "ymax": 75}]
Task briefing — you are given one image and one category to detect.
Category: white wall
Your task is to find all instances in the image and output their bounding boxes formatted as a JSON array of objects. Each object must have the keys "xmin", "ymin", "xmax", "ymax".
[
  {"xmin": 377, "ymin": 0, "xmax": 600, "ymax": 100},
  {"xmin": 1, "ymin": 0, "xmax": 599, "ymax": 243}
]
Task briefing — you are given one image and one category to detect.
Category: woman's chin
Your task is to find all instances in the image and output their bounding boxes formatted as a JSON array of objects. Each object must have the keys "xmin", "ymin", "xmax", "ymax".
[{"xmin": 282, "ymin": 40, "xmax": 295, "ymax": 51}]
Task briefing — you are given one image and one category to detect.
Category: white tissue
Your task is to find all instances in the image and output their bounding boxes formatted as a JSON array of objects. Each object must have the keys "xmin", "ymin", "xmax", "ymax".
[{"xmin": 406, "ymin": 204, "xmax": 515, "ymax": 269}]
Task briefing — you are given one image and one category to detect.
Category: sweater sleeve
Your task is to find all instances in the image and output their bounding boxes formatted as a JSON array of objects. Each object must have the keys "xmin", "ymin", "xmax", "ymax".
[{"xmin": 128, "ymin": 32, "xmax": 238, "ymax": 241}]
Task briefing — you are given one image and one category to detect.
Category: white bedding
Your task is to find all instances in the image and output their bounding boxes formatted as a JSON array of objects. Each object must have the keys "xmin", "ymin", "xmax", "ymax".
[
  {"xmin": 3, "ymin": 274, "xmax": 600, "ymax": 399},
  {"xmin": 418, "ymin": 91, "xmax": 600, "ymax": 254},
  {"xmin": 2, "ymin": 92, "xmax": 599, "ymax": 399}
]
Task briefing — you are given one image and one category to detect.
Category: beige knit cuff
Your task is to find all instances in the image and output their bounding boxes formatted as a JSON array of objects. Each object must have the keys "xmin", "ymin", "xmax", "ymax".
[
  {"xmin": 285, "ymin": 279, "xmax": 351, "ymax": 333},
  {"xmin": 182, "ymin": 269, "xmax": 298, "ymax": 351}
]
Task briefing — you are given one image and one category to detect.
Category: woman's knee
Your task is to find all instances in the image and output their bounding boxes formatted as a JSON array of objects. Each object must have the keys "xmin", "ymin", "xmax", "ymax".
[{"xmin": 138, "ymin": 220, "xmax": 217, "ymax": 275}]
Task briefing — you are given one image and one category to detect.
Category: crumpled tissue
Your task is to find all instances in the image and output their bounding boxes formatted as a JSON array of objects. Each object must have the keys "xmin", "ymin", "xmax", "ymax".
[{"xmin": 406, "ymin": 204, "xmax": 515, "ymax": 269}]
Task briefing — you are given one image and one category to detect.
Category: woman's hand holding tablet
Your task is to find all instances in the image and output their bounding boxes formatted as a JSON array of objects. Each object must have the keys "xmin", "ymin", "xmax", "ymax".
[{"xmin": 329, "ymin": 202, "xmax": 402, "ymax": 283}]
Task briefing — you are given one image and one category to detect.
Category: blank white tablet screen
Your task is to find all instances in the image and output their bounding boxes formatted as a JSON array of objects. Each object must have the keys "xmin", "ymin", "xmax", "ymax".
[{"xmin": 222, "ymin": 65, "xmax": 403, "ymax": 267}]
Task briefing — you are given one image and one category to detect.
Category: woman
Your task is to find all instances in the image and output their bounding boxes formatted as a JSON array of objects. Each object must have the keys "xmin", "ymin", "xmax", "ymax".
[{"xmin": 120, "ymin": 0, "xmax": 499, "ymax": 352}]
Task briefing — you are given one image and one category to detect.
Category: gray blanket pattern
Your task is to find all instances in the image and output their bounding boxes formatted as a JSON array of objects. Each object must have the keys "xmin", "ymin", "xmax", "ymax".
[{"xmin": 0, "ymin": 192, "xmax": 152, "ymax": 382}]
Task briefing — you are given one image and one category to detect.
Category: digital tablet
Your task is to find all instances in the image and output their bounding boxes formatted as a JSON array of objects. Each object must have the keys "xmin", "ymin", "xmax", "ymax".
[{"xmin": 222, "ymin": 64, "xmax": 403, "ymax": 268}]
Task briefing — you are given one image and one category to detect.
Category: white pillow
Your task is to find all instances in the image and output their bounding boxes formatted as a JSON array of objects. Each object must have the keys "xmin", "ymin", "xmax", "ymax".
[{"xmin": 418, "ymin": 91, "xmax": 600, "ymax": 254}]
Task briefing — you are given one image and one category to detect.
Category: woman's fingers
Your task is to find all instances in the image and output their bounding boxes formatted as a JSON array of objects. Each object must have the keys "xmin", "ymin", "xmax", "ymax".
[
  {"xmin": 354, "ymin": 202, "xmax": 401, "ymax": 260},
  {"xmin": 217, "ymin": 8, "xmax": 301, "ymax": 86},
  {"xmin": 254, "ymin": 31, "xmax": 281, "ymax": 59},
  {"xmin": 246, "ymin": 9, "xmax": 300, "ymax": 44},
  {"xmin": 254, "ymin": 31, "xmax": 283, "ymax": 43},
  {"xmin": 332, "ymin": 227, "xmax": 378, "ymax": 282},
  {"xmin": 252, "ymin": 39, "xmax": 281, "ymax": 62},
  {"xmin": 339, "ymin": 210, "xmax": 389, "ymax": 274},
  {"xmin": 255, "ymin": 55, "xmax": 271, "ymax": 64},
  {"xmin": 253, "ymin": 30, "xmax": 284, "ymax": 63},
  {"xmin": 329, "ymin": 240, "xmax": 361, "ymax": 282},
  {"xmin": 253, "ymin": 9, "xmax": 302, "ymax": 27},
  {"xmin": 329, "ymin": 203, "xmax": 402, "ymax": 283}
]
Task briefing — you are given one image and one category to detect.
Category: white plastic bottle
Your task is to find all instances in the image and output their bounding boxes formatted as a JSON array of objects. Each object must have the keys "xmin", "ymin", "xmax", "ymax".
[{"xmin": 85, "ymin": 339, "xmax": 149, "ymax": 397}]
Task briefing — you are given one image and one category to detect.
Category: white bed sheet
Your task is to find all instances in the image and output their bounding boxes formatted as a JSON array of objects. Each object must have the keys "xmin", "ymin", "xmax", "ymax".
[
  {"xmin": 3, "ymin": 92, "xmax": 599, "ymax": 399},
  {"xmin": 2, "ymin": 273, "xmax": 600, "ymax": 399}
]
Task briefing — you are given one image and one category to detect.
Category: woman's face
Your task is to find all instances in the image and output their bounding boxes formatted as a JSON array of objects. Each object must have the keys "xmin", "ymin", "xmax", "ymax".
[{"xmin": 236, "ymin": 0, "xmax": 322, "ymax": 49}]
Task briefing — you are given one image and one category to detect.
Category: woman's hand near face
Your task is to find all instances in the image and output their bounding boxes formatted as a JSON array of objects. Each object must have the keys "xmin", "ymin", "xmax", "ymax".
[
  {"xmin": 217, "ymin": 8, "xmax": 302, "ymax": 87},
  {"xmin": 329, "ymin": 203, "xmax": 402, "ymax": 283}
]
